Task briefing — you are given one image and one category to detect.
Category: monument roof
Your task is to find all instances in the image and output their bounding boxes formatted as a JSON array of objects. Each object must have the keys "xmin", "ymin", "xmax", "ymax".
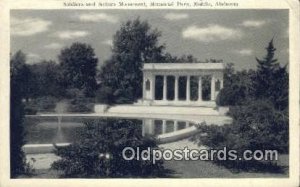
[{"xmin": 143, "ymin": 63, "xmax": 224, "ymax": 71}]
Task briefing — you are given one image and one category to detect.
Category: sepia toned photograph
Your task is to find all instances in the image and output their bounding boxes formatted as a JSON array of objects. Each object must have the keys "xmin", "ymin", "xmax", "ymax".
[{"xmin": 1, "ymin": 0, "xmax": 299, "ymax": 186}]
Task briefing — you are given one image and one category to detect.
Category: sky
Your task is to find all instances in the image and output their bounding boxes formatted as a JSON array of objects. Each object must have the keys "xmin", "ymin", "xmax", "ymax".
[{"xmin": 10, "ymin": 9, "xmax": 289, "ymax": 70}]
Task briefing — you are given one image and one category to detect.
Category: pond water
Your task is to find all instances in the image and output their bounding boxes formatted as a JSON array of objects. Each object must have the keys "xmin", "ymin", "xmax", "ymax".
[{"xmin": 24, "ymin": 116, "xmax": 195, "ymax": 144}]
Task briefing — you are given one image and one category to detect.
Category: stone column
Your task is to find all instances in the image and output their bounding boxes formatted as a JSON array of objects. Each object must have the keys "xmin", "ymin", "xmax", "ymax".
[
  {"xmin": 174, "ymin": 121, "xmax": 178, "ymax": 131},
  {"xmin": 142, "ymin": 119, "xmax": 154, "ymax": 136},
  {"xmin": 174, "ymin": 75, "xmax": 179, "ymax": 101},
  {"xmin": 185, "ymin": 122, "xmax": 189, "ymax": 128},
  {"xmin": 142, "ymin": 74, "xmax": 146, "ymax": 100},
  {"xmin": 211, "ymin": 75, "xmax": 215, "ymax": 100},
  {"xmin": 220, "ymin": 79, "xmax": 224, "ymax": 90},
  {"xmin": 162, "ymin": 120, "xmax": 167, "ymax": 134},
  {"xmin": 163, "ymin": 75, "xmax": 167, "ymax": 101},
  {"xmin": 149, "ymin": 119, "xmax": 154, "ymax": 134},
  {"xmin": 186, "ymin": 76, "xmax": 190, "ymax": 101},
  {"xmin": 198, "ymin": 76, "xmax": 202, "ymax": 101},
  {"xmin": 151, "ymin": 74, "xmax": 156, "ymax": 100}
]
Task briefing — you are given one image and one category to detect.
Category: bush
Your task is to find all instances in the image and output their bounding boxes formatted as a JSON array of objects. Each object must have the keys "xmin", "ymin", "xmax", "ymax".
[
  {"xmin": 51, "ymin": 119, "xmax": 168, "ymax": 178},
  {"xmin": 23, "ymin": 107, "xmax": 37, "ymax": 115},
  {"xmin": 67, "ymin": 97, "xmax": 94, "ymax": 113},
  {"xmin": 216, "ymin": 84, "xmax": 248, "ymax": 106},
  {"xmin": 24, "ymin": 96, "xmax": 58, "ymax": 114},
  {"xmin": 95, "ymin": 86, "xmax": 114, "ymax": 104},
  {"xmin": 228, "ymin": 100, "xmax": 288, "ymax": 153},
  {"xmin": 64, "ymin": 88, "xmax": 82, "ymax": 99},
  {"xmin": 63, "ymin": 88, "xmax": 94, "ymax": 113},
  {"xmin": 192, "ymin": 99, "xmax": 288, "ymax": 171}
]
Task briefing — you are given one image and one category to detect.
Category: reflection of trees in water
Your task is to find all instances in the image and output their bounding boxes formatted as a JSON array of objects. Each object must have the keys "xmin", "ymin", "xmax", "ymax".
[{"xmin": 24, "ymin": 116, "xmax": 144, "ymax": 144}]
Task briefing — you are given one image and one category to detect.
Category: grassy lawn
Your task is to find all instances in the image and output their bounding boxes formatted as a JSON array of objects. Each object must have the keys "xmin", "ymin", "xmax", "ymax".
[
  {"xmin": 164, "ymin": 154, "xmax": 289, "ymax": 178},
  {"xmin": 19, "ymin": 154, "xmax": 288, "ymax": 178}
]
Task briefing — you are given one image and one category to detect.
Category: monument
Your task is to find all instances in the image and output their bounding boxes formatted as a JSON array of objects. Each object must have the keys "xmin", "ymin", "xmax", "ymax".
[{"xmin": 140, "ymin": 63, "xmax": 224, "ymax": 106}]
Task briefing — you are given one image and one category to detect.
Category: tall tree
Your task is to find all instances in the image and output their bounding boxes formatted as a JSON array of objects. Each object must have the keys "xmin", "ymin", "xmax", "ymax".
[
  {"xmin": 10, "ymin": 51, "xmax": 27, "ymax": 177},
  {"xmin": 98, "ymin": 18, "xmax": 165, "ymax": 103},
  {"xmin": 59, "ymin": 43, "xmax": 98, "ymax": 97},
  {"xmin": 253, "ymin": 39, "xmax": 288, "ymax": 110},
  {"xmin": 28, "ymin": 60, "xmax": 61, "ymax": 98}
]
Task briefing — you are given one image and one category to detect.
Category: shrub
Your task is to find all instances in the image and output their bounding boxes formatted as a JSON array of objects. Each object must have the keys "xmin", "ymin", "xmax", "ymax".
[
  {"xmin": 64, "ymin": 88, "xmax": 83, "ymax": 99},
  {"xmin": 64, "ymin": 89, "xmax": 94, "ymax": 113},
  {"xmin": 95, "ymin": 86, "xmax": 114, "ymax": 104},
  {"xmin": 216, "ymin": 84, "xmax": 248, "ymax": 106},
  {"xmin": 24, "ymin": 96, "xmax": 58, "ymax": 114},
  {"xmin": 67, "ymin": 97, "xmax": 94, "ymax": 113},
  {"xmin": 228, "ymin": 100, "xmax": 288, "ymax": 153},
  {"xmin": 24, "ymin": 106, "xmax": 37, "ymax": 115},
  {"xmin": 51, "ymin": 119, "xmax": 168, "ymax": 178},
  {"xmin": 192, "ymin": 99, "xmax": 288, "ymax": 171}
]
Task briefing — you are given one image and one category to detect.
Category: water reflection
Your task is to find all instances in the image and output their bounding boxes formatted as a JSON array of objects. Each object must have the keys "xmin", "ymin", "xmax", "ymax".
[
  {"xmin": 143, "ymin": 119, "xmax": 194, "ymax": 136},
  {"xmin": 25, "ymin": 116, "xmax": 195, "ymax": 144}
]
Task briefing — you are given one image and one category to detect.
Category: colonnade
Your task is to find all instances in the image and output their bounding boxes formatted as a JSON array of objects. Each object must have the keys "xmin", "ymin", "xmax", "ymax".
[{"xmin": 147, "ymin": 75, "xmax": 223, "ymax": 101}]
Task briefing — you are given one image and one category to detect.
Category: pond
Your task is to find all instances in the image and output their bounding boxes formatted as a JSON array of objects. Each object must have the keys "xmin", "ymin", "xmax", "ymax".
[{"xmin": 24, "ymin": 116, "xmax": 196, "ymax": 144}]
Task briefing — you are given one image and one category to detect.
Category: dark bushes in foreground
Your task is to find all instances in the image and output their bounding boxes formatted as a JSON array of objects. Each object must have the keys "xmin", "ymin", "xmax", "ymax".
[
  {"xmin": 192, "ymin": 100, "xmax": 288, "ymax": 172},
  {"xmin": 51, "ymin": 119, "xmax": 169, "ymax": 178}
]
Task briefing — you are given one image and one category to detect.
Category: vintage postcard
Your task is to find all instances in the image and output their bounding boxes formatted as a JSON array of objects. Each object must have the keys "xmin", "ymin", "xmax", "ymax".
[{"xmin": 0, "ymin": 0, "xmax": 299, "ymax": 186}]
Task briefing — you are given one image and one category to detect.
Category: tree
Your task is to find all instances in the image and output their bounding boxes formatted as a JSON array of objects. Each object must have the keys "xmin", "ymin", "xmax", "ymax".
[
  {"xmin": 98, "ymin": 18, "xmax": 165, "ymax": 103},
  {"xmin": 10, "ymin": 51, "xmax": 33, "ymax": 101},
  {"xmin": 10, "ymin": 51, "xmax": 28, "ymax": 177},
  {"xmin": 59, "ymin": 43, "xmax": 98, "ymax": 97},
  {"xmin": 253, "ymin": 39, "xmax": 288, "ymax": 110},
  {"xmin": 28, "ymin": 60, "xmax": 61, "ymax": 98},
  {"xmin": 164, "ymin": 54, "xmax": 199, "ymax": 63},
  {"xmin": 192, "ymin": 40, "xmax": 289, "ymax": 172}
]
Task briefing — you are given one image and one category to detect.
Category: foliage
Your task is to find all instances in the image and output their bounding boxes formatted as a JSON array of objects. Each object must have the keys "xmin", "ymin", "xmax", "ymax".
[
  {"xmin": 97, "ymin": 18, "xmax": 226, "ymax": 104},
  {"xmin": 252, "ymin": 39, "xmax": 288, "ymax": 110},
  {"xmin": 217, "ymin": 63, "xmax": 256, "ymax": 106},
  {"xmin": 95, "ymin": 86, "xmax": 114, "ymax": 105},
  {"xmin": 164, "ymin": 53, "xmax": 223, "ymax": 64},
  {"xmin": 201, "ymin": 75, "xmax": 212, "ymax": 101},
  {"xmin": 59, "ymin": 42, "xmax": 98, "ymax": 97},
  {"xmin": 192, "ymin": 39, "xmax": 289, "ymax": 172},
  {"xmin": 66, "ymin": 89, "xmax": 94, "ymax": 113},
  {"xmin": 217, "ymin": 40, "xmax": 288, "ymax": 108},
  {"xmin": 10, "ymin": 51, "xmax": 31, "ymax": 177},
  {"xmin": 216, "ymin": 84, "xmax": 247, "ymax": 106},
  {"xmin": 51, "ymin": 119, "xmax": 168, "ymax": 178},
  {"xmin": 24, "ymin": 96, "xmax": 58, "ymax": 114},
  {"xmin": 27, "ymin": 60, "xmax": 62, "ymax": 98},
  {"xmin": 10, "ymin": 51, "xmax": 33, "ymax": 101},
  {"xmin": 192, "ymin": 99, "xmax": 288, "ymax": 171},
  {"xmin": 98, "ymin": 18, "xmax": 165, "ymax": 104}
]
